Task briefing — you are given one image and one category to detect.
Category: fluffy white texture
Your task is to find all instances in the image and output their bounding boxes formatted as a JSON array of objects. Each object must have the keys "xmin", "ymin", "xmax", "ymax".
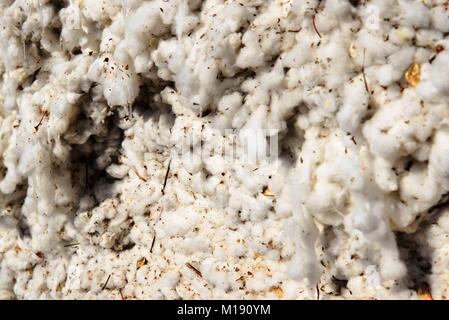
[
  {"xmin": 431, "ymin": 5, "xmax": 449, "ymax": 32},
  {"xmin": 1, "ymin": 0, "xmax": 449, "ymax": 300},
  {"xmin": 158, "ymin": 207, "xmax": 200, "ymax": 237}
]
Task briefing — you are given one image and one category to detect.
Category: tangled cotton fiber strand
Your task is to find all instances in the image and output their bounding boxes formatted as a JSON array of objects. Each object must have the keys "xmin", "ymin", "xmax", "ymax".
[{"xmin": 1, "ymin": 0, "xmax": 449, "ymax": 300}]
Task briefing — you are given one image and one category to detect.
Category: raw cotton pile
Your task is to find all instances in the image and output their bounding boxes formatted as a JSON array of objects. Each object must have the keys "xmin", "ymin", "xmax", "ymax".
[{"xmin": 1, "ymin": 0, "xmax": 449, "ymax": 300}]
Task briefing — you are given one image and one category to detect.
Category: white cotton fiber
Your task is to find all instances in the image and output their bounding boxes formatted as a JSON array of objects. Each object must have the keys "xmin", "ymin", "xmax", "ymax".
[{"xmin": 2, "ymin": 0, "xmax": 449, "ymax": 301}]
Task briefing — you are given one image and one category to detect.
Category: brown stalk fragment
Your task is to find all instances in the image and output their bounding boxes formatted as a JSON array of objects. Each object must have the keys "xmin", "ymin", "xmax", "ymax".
[
  {"xmin": 63, "ymin": 243, "xmax": 80, "ymax": 247},
  {"xmin": 134, "ymin": 169, "xmax": 147, "ymax": 181},
  {"xmin": 362, "ymin": 49, "xmax": 369, "ymax": 94},
  {"xmin": 34, "ymin": 111, "xmax": 48, "ymax": 131},
  {"xmin": 312, "ymin": 14, "xmax": 321, "ymax": 38},
  {"xmin": 161, "ymin": 159, "xmax": 172, "ymax": 195},
  {"xmin": 102, "ymin": 274, "xmax": 111, "ymax": 290},
  {"xmin": 186, "ymin": 262, "xmax": 202, "ymax": 278},
  {"xmin": 150, "ymin": 234, "xmax": 156, "ymax": 253}
]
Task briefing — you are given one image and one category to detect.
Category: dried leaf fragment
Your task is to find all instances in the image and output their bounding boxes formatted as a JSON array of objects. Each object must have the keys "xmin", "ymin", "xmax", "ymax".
[
  {"xmin": 136, "ymin": 257, "xmax": 147, "ymax": 269},
  {"xmin": 348, "ymin": 42, "xmax": 357, "ymax": 59},
  {"xmin": 405, "ymin": 63, "xmax": 420, "ymax": 87},
  {"xmin": 26, "ymin": 266, "xmax": 34, "ymax": 275},
  {"xmin": 270, "ymin": 286, "xmax": 284, "ymax": 298},
  {"xmin": 434, "ymin": 44, "xmax": 444, "ymax": 54},
  {"xmin": 417, "ymin": 286, "xmax": 433, "ymax": 300},
  {"xmin": 262, "ymin": 185, "xmax": 274, "ymax": 196}
]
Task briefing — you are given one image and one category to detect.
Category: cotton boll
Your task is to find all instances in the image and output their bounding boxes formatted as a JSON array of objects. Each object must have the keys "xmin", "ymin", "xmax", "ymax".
[
  {"xmin": 388, "ymin": 46, "xmax": 415, "ymax": 73},
  {"xmin": 356, "ymin": 30, "xmax": 398, "ymax": 61},
  {"xmin": 314, "ymin": 9, "xmax": 338, "ymax": 34},
  {"xmin": 346, "ymin": 202, "xmax": 380, "ymax": 235},
  {"xmin": 429, "ymin": 130, "xmax": 449, "ymax": 190},
  {"xmin": 217, "ymin": 92, "xmax": 242, "ymax": 119},
  {"xmin": 239, "ymin": 105, "xmax": 269, "ymax": 164},
  {"xmin": 283, "ymin": 206, "xmax": 320, "ymax": 285},
  {"xmin": 307, "ymin": 180, "xmax": 346, "ymax": 226},
  {"xmin": 258, "ymin": 29, "xmax": 282, "ymax": 58},
  {"xmin": 398, "ymin": 0, "xmax": 430, "ymax": 28},
  {"xmin": 319, "ymin": 40, "xmax": 350, "ymax": 88},
  {"xmin": 431, "ymin": 5, "xmax": 449, "ymax": 33},
  {"xmin": 373, "ymin": 157, "xmax": 398, "ymax": 192},
  {"xmin": 375, "ymin": 64, "xmax": 398, "ymax": 86},
  {"xmin": 175, "ymin": 2, "xmax": 198, "ymax": 37},
  {"xmin": 21, "ymin": 8, "xmax": 52, "ymax": 38},
  {"xmin": 171, "ymin": 116, "xmax": 203, "ymax": 154},
  {"xmin": 323, "ymin": 0, "xmax": 351, "ymax": 18},
  {"xmin": 204, "ymin": 155, "xmax": 226, "ymax": 177},
  {"xmin": 415, "ymin": 29, "xmax": 443, "ymax": 47},
  {"xmin": 363, "ymin": 92, "xmax": 431, "ymax": 162},
  {"xmin": 415, "ymin": 78, "xmax": 440, "ymax": 102},
  {"xmin": 252, "ymin": 2, "xmax": 283, "ymax": 28},
  {"xmin": 0, "ymin": 138, "xmax": 26, "ymax": 194},
  {"xmin": 427, "ymin": 52, "xmax": 449, "ymax": 95},
  {"xmin": 412, "ymin": 142, "xmax": 431, "ymax": 162},
  {"xmin": 399, "ymin": 163, "xmax": 440, "ymax": 205},
  {"xmin": 281, "ymin": 31, "xmax": 314, "ymax": 68},
  {"xmin": 378, "ymin": 237, "xmax": 407, "ymax": 280},
  {"xmin": 124, "ymin": 3, "xmax": 167, "ymax": 57},
  {"xmin": 5, "ymin": 0, "xmax": 449, "ymax": 300},
  {"xmin": 294, "ymin": 63, "xmax": 321, "ymax": 90},
  {"xmin": 174, "ymin": 186, "xmax": 196, "ymax": 205},
  {"xmin": 268, "ymin": 89, "xmax": 303, "ymax": 131},
  {"xmin": 393, "ymin": 26, "xmax": 418, "ymax": 46},
  {"xmin": 201, "ymin": 261, "xmax": 233, "ymax": 292},
  {"xmin": 336, "ymin": 74, "xmax": 369, "ymax": 133},
  {"xmin": 59, "ymin": 4, "xmax": 85, "ymax": 51},
  {"xmin": 159, "ymin": 207, "xmax": 199, "ymax": 237},
  {"xmin": 133, "ymin": 53, "xmax": 153, "ymax": 74},
  {"xmin": 236, "ymin": 31, "xmax": 265, "ymax": 68},
  {"xmin": 259, "ymin": 63, "xmax": 284, "ymax": 91},
  {"xmin": 82, "ymin": 0, "xmax": 124, "ymax": 24},
  {"xmin": 181, "ymin": 151, "xmax": 202, "ymax": 175},
  {"xmin": 89, "ymin": 57, "xmax": 141, "ymax": 107}
]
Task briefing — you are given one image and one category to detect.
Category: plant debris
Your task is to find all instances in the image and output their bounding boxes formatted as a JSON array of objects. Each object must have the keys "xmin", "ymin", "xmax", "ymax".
[
  {"xmin": 262, "ymin": 185, "xmax": 274, "ymax": 197},
  {"xmin": 161, "ymin": 159, "xmax": 172, "ymax": 195},
  {"xmin": 270, "ymin": 286, "xmax": 284, "ymax": 298},
  {"xmin": 150, "ymin": 234, "xmax": 156, "ymax": 253},
  {"xmin": 405, "ymin": 63, "xmax": 420, "ymax": 87},
  {"xmin": 34, "ymin": 111, "xmax": 48, "ymax": 131},
  {"xmin": 63, "ymin": 243, "xmax": 80, "ymax": 247},
  {"xmin": 416, "ymin": 282, "xmax": 433, "ymax": 300},
  {"xmin": 362, "ymin": 48, "xmax": 369, "ymax": 93},
  {"xmin": 312, "ymin": 13, "xmax": 321, "ymax": 38},
  {"xmin": 136, "ymin": 257, "xmax": 148, "ymax": 269},
  {"xmin": 102, "ymin": 274, "xmax": 111, "ymax": 290},
  {"xmin": 186, "ymin": 262, "xmax": 202, "ymax": 278}
]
